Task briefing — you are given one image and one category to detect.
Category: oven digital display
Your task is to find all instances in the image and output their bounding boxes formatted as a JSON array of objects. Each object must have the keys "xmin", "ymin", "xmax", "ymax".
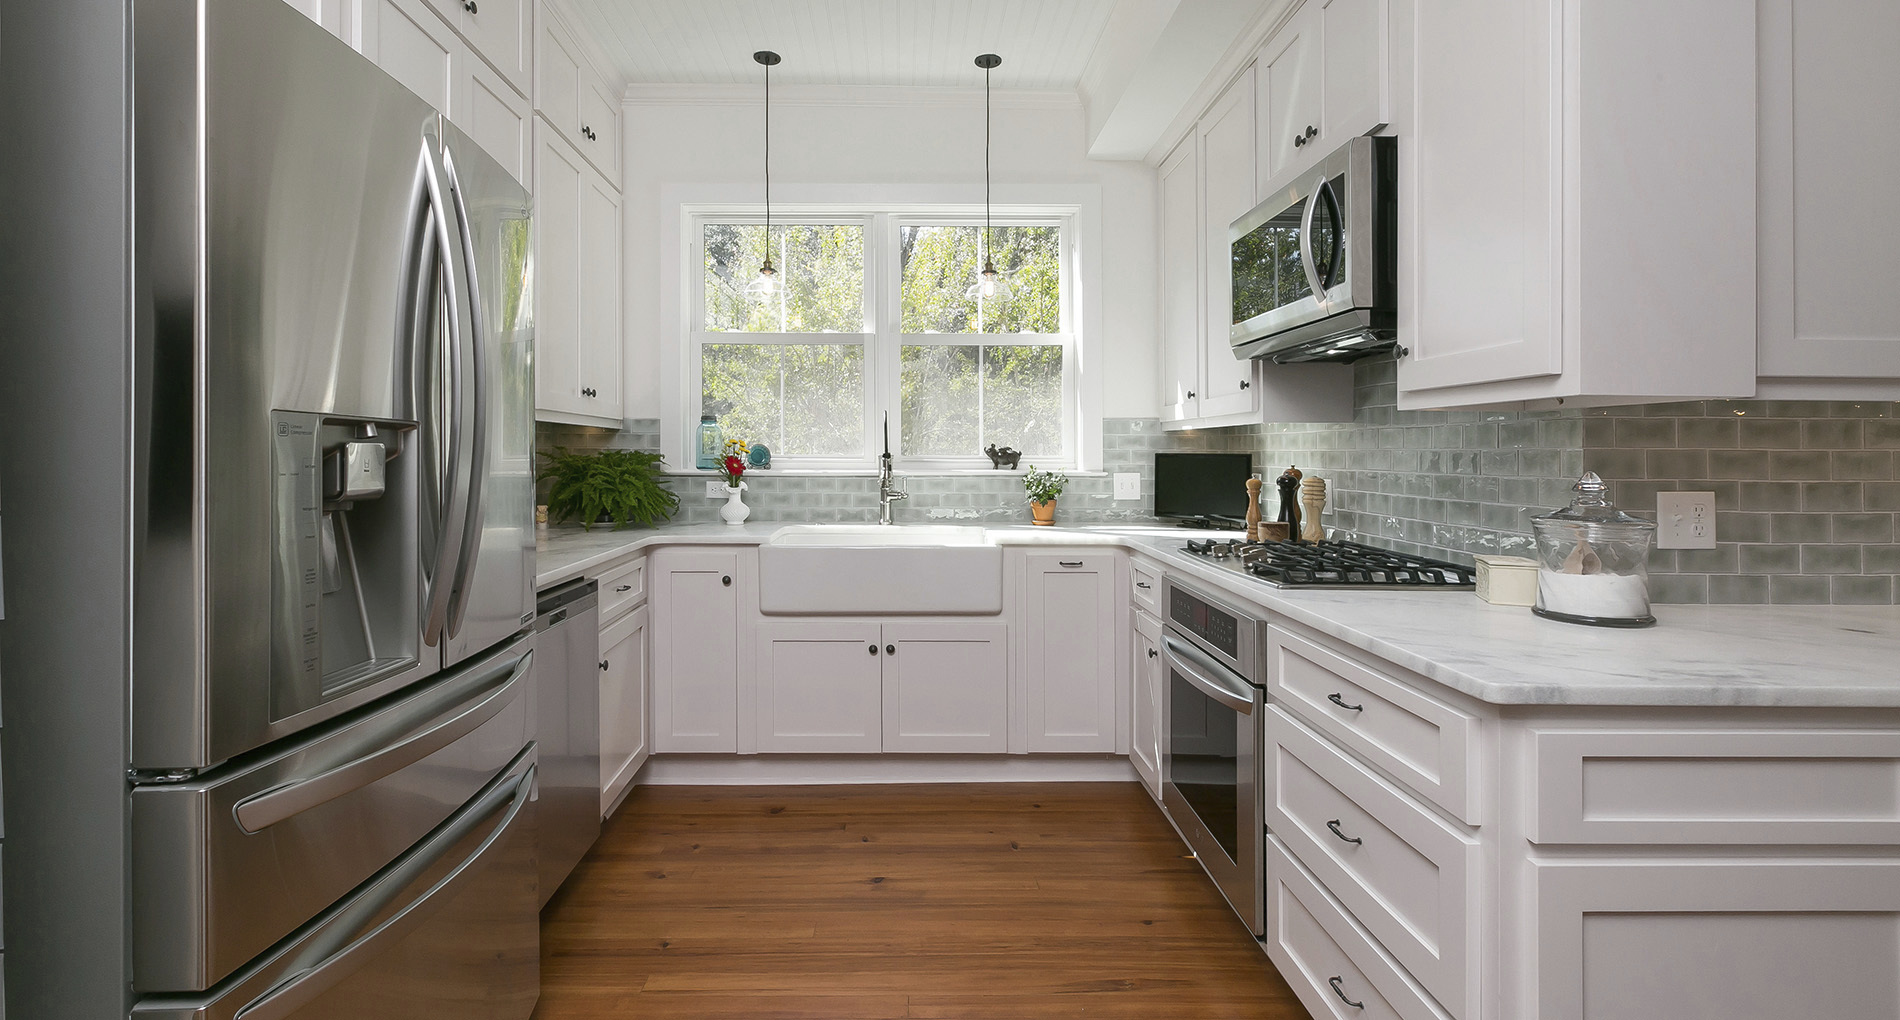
[{"xmin": 1169, "ymin": 587, "xmax": 1239, "ymax": 660}]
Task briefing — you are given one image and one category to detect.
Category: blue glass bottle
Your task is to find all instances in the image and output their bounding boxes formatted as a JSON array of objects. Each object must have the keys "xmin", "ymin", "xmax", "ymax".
[{"xmin": 695, "ymin": 414, "xmax": 723, "ymax": 470}]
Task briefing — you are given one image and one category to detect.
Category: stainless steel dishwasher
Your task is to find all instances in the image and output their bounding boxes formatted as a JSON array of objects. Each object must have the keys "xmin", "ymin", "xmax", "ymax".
[{"xmin": 534, "ymin": 578, "xmax": 602, "ymax": 906}]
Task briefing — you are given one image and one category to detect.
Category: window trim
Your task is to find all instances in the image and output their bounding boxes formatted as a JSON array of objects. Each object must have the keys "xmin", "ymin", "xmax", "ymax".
[
  {"xmin": 686, "ymin": 206, "xmax": 1080, "ymax": 472},
  {"xmin": 658, "ymin": 183, "xmax": 1107, "ymax": 476}
]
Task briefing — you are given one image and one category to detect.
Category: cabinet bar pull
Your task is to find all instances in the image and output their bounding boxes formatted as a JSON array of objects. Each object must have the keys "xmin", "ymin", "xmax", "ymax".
[
  {"xmin": 614, "ymin": 584, "xmax": 633, "ymax": 593},
  {"xmin": 1059, "ymin": 560, "xmax": 1084, "ymax": 568},
  {"xmin": 1328, "ymin": 693, "xmax": 1364, "ymax": 712},
  {"xmin": 1328, "ymin": 977, "xmax": 1364, "ymax": 1009},
  {"xmin": 1135, "ymin": 581, "xmax": 1152, "ymax": 589},
  {"xmin": 1326, "ymin": 819, "xmax": 1362, "ymax": 846}
]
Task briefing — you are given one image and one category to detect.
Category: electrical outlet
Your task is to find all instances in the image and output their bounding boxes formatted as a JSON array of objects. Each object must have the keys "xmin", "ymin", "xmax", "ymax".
[
  {"xmin": 1657, "ymin": 491, "xmax": 1717, "ymax": 549},
  {"xmin": 1113, "ymin": 472, "xmax": 1141, "ymax": 501},
  {"xmin": 706, "ymin": 480, "xmax": 726, "ymax": 499}
]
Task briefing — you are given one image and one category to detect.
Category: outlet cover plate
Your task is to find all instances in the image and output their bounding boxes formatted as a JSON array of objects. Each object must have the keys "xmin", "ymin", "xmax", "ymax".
[
  {"xmin": 1657, "ymin": 491, "xmax": 1717, "ymax": 549},
  {"xmin": 706, "ymin": 480, "xmax": 726, "ymax": 499},
  {"xmin": 1114, "ymin": 473, "xmax": 1141, "ymax": 500}
]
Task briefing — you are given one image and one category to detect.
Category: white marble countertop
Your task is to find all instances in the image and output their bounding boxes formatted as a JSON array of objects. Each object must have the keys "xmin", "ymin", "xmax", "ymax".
[{"xmin": 536, "ymin": 522, "xmax": 1900, "ymax": 709}]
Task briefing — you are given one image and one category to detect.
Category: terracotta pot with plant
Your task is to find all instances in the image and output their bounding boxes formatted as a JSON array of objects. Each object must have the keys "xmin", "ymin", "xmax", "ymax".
[{"xmin": 1023, "ymin": 466, "xmax": 1067, "ymax": 526}]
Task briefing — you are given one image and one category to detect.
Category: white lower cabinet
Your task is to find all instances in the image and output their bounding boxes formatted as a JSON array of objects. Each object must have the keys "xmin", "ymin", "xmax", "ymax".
[
  {"xmin": 1017, "ymin": 552, "xmax": 1122, "ymax": 753},
  {"xmin": 598, "ymin": 602, "xmax": 648, "ymax": 815},
  {"xmin": 651, "ymin": 548, "xmax": 744, "ymax": 753},
  {"xmin": 755, "ymin": 621, "xmax": 1010, "ymax": 754},
  {"xmin": 1130, "ymin": 609, "xmax": 1162, "ymax": 798},
  {"xmin": 882, "ymin": 623, "xmax": 1009, "ymax": 754},
  {"xmin": 756, "ymin": 623, "xmax": 884, "ymax": 753},
  {"xmin": 1529, "ymin": 858, "xmax": 1900, "ymax": 1020}
]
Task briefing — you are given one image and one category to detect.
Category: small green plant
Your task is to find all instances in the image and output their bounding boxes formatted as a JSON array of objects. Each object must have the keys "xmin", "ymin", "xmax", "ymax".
[
  {"xmin": 539, "ymin": 448, "xmax": 681, "ymax": 530},
  {"xmin": 1022, "ymin": 466, "xmax": 1068, "ymax": 504}
]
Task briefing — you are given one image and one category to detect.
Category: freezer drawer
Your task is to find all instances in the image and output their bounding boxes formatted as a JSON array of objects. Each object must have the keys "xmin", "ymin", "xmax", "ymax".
[
  {"xmin": 132, "ymin": 748, "xmax": 540, "ymax": 1020},
  {"xmin": 132, "ymin": 636, "xmax": 533, "ymax": 992}
]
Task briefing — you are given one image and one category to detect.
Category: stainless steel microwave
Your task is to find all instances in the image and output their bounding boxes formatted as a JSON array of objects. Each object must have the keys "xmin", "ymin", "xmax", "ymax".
[{"xmin": 1229, "ymin": 136, "xmax": 1396, "ymax": 363}]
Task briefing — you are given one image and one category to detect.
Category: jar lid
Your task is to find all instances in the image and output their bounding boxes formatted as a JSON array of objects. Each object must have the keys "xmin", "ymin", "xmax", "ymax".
[{"xmin": 1533, "ymin": 472, "xmax": 1654, "ymax": 531}]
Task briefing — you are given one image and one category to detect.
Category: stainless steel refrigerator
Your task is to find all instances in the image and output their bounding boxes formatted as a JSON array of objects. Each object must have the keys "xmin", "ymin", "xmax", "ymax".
[{"xmin": 112, "ymin": 1, "xmax": 540, "ymax": 1016}]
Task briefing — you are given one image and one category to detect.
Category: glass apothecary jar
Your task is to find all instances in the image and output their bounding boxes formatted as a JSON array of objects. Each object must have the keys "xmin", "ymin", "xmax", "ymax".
[
  {"xmin": 1530, "ymin": 472, "xmax": 1657, "ymax": 628},
  {"xmin": 695, "ymin": 414, "xmax": 723, "ymax": 471}
]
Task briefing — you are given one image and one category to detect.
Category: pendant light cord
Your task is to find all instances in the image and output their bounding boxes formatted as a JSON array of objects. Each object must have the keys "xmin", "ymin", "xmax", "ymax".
[
  {"xmin": 983, "ymin": 60, "xmax": 992, "ymax": 260},
  {"xmin": 764, "ymin": 57, "xmax": 771, "ymax": 245}
]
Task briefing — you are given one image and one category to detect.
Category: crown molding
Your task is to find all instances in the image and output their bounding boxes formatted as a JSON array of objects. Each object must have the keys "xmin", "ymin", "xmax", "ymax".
[{"xmin": 622, "ymin": 82, "xmax": 1083, "ymax": 110}]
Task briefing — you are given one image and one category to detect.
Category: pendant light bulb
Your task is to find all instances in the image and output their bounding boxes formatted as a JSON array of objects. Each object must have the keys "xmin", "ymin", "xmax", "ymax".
[
  {"xmin": 969, "ymin": 53, "xmax": 1012, "ymax": 310},
  {"xmin": 749, "ymin": 50, "xmax": 782, "ymax": 304}
]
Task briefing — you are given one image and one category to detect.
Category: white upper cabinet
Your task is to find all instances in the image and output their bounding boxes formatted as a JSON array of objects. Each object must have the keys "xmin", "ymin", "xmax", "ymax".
[
  {"xmin": 422, "ymin": 0, "xmax": 530, "ymax": 100},
  {"xmin": 1758, "ymin": 0, "xmax": 1900, "ymax": 392},
  {"xmin": 1258, "ymin": 4, "xmax": 1321, "ymax": 189},
  {"xmin": 534, "ymin": 121, "xmax": 623, "ymax": 425},
  {"xmin": 536, "ymin": 11, "xmax": 621, "ymax": 184},
  {"xmin": 1197, "ymin": 65, "xmax": 1262, "ymax": 421},
  {"xmin": 1392, "ymin": 0, "xmax": 1757, "ymax": 409},
  {"xmin": 1159, "ymin": 137, "xmax": 1202, "ymax": 423},
  {"xmin": 359, "ymin": 0, "xmax": 462, "ymax": 120},
  {"xmin": 1318, "ymin": 0, "xmax": 1389, "ymax": 144},
  {"xmin": 464, "ymin": 54, "xmax": 531, "ymax": 184}
]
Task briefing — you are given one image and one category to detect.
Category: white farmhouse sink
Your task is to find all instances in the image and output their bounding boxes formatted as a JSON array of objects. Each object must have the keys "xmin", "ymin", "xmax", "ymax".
[{"xmin": 758, "ymin": 525, "xmax": 1004, "ymax": 614}]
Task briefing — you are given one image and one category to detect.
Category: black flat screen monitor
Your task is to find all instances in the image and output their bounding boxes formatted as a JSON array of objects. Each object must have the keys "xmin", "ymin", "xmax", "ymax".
[{"xmin": 1154, "ymin": 453, "xmax": 1254, "ymax": 523}]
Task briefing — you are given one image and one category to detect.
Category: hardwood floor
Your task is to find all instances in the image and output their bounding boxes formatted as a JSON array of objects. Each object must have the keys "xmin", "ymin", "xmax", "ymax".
[{"xmin": 535, "ymin": 782, "xmax": 1310, "ymax": 1019}]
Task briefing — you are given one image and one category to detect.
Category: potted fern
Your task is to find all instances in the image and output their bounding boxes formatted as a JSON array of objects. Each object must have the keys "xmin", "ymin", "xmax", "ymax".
[
  {"xmin": 539, "ymin": 448, "xmax": 681, "ymax": 530},
  {"xmin": 1023, "ymin": 466, "xmax": 1067, "ymax": 526}
]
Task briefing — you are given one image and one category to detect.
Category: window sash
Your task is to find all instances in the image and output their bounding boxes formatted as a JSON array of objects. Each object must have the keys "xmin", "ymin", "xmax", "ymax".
[{"xmin": 689, "ymin": 210, "xmax": 1078, "ymax": 470}]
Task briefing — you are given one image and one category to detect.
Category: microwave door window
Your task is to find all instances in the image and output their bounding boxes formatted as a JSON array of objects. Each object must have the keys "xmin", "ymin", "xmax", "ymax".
[
  {"xmin": 1232, "ymin": 224, "xmax": 1278, "ymax": 326},
  {"xmin": 1269, "ymin": 202, "xmax": 1311, "ymax": 307}
]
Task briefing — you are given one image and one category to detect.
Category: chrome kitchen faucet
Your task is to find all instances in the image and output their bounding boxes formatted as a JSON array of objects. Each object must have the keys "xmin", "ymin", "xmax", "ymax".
[{"xmin": 878, "ymin": 412, "xmax": 907, "ymax": 524}]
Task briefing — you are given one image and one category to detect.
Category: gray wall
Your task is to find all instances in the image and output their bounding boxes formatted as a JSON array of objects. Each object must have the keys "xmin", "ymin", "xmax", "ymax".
[{"xmin": 552, "ymin": 355, "xmax": 1900, "ymax": 605}]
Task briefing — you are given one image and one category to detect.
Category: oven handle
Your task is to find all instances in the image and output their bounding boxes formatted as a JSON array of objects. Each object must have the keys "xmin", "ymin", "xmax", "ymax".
[{"xmin": 1163, "ymin": 633, "xmax": 1257, "ymax": 715}]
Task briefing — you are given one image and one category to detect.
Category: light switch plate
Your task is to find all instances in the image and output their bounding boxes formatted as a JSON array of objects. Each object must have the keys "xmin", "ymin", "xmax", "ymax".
[
  {"xmin": 1657, "ymin": 491, "xmax": 1717, "ymax": 549},
  {"xmin": 1114, "ymin": 473, "xmax": 1141, "ymax": 501},
  {"xmin": 706, "ymin": 480, "xmax": 726, "ymax": 499}
]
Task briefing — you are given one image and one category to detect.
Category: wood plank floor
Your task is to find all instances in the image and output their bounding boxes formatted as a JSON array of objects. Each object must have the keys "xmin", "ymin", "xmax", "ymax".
[{"xmin": 535, "ymin": 783, "xmax": 1310, "ymax": 1019}]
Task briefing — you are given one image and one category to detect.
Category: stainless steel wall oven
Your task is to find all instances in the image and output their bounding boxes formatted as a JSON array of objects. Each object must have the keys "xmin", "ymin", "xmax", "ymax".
[{"xmin": 1161, "ymin": 577, "xmax": 1269, "ymax": 936}]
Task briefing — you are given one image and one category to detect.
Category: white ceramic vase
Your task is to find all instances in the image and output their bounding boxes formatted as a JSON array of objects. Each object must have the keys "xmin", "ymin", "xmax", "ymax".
[{"xmin": 720, "ymin": 481, "xmax": 750, "ymax": 526}]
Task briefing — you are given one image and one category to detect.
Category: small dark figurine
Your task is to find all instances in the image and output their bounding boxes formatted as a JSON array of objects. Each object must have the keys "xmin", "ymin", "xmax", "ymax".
[
  {"xmin": 1276, "ymin": 464, "xmax": 1304, "ymax": 541},
  {"xmin": 985, "ymin": 444, "xmax": 1022, "ymax": 469}
]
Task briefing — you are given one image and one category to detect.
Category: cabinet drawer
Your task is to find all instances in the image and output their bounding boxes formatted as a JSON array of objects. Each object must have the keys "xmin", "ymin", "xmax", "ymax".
[
  {"xmin": 1529, "ymin": 727, "xmax": 1900, "ymax": 845},
  {"xmin": 1131, "ymin": 559, "xmax": 1162, "ymax": 615},
  {"xmin": 1270, "ymin": 626, "xmax": 1479, "ymax": 824},
  {"xmin": 1266, "ymin": 836, "xmax": 1453, "ymax": 1020},
  {"xmin": 1268, "ymin": 706, "xmax": 1479, "ymax": 1019},
  {"xmin": 596, "ymin": 556, "xmax": 646, "ymax": 622}
]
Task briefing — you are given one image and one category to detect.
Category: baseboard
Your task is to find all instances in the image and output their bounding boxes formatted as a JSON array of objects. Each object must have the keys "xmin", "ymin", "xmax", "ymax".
[{"xmin": 633, "ymin": 753, "xmax": 1141, "ymax": 786}]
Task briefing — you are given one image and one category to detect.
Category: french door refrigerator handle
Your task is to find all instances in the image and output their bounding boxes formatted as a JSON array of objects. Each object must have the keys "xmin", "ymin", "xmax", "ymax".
[
  {"xmin": 418, "ymin": 128, "xmax": 476, "ymax": 648},
  {"xmin": 232, "ymin": 650, "xmax": 531, "ymax": 833},
  {"xmin": 230, "ymin": 758, "xmax": 536, "ymax": 1020},
  {"xmin": 1298, "ymin": 172, "xmax": 1329, "ymax": 308},
  {"xmin": 1162, "ymin": 633, "xmax": 1256, "ymax": 714},
  {"xmin": 440, "ymin": 143, "xmax": 488, "ymax": 639}
]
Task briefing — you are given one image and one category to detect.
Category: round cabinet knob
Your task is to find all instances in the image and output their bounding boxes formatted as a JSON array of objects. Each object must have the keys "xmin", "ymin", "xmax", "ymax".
[
  {"xmin": 885, "ymin": 644, "xmax": 895, "ymax": 655},
  {"xmin": 721, "ymin": 575, "xmax": 732, "ymax": 587},
  {"xmin": 1147, "ymin": 648, "xmax": 1158, "ymax": 659},
  {"xmin": 1186, "ymin": 390, "xmax": 1196, "ymax": 399},
  {"xmin": 463, "ymin": 0, "xmax": 477, "ymax": 12},
  {"xmin": 868, "ymin": 644, "xmax": 879, "ymax": 655},
  {"xmin": 598, "ymin": 659, "xmax": 609, "ymax": 671},
  {"xmin": 1239, "ymin": 379, "xmax": 1250, "ymax": 389}
]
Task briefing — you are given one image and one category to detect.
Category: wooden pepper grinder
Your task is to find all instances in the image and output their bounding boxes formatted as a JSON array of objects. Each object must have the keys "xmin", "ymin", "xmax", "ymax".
[
  {"xmin": 1275, "ymin": 465, "xmax": 1304, "ymax": 541},
  {"xmin": 1300, "ymin": 476, "xmax": 1328, "ymax": 543},
  {"xmin": 1245, "ymin": 476, "xmax": 1263, "ymax": 542}
]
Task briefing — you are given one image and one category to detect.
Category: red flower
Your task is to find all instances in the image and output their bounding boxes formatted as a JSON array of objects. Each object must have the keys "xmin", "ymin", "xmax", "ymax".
[{"xmin": 724, "ymin": 455, "xmax": 746, "ymax": 482}]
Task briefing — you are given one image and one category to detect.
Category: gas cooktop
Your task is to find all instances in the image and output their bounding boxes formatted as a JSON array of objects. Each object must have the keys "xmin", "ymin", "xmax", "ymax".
[{"xmin": 1181, "ymin": 538, "xmax": 1476, "ymax": 590}]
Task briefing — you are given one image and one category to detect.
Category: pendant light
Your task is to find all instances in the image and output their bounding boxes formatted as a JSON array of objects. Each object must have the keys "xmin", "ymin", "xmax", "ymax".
[
  {"xmin": 966, "ymin": 53, "xmax": 1014, "ymax": 305},
  {"xmin": 745, "ymin": 50, "xmax": 783, "ymax": 302}
]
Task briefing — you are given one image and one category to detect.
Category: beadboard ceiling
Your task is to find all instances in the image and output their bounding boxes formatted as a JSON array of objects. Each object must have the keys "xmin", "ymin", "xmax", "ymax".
[{"xmin": 559, "ymin": 0, "xmax": 1121, "ymax": 89}]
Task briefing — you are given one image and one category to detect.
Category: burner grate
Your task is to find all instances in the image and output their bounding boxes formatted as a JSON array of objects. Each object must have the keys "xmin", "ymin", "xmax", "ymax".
[{"xmin": 1181, "ymin": 538, "xmax": 1475, "ymax": 589}]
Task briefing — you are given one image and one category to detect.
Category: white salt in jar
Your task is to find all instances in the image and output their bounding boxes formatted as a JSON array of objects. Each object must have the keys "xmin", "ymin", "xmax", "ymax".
[{"xmin": 1529, "ymin": 472, "xmax": 1657, "ymax": 628}]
